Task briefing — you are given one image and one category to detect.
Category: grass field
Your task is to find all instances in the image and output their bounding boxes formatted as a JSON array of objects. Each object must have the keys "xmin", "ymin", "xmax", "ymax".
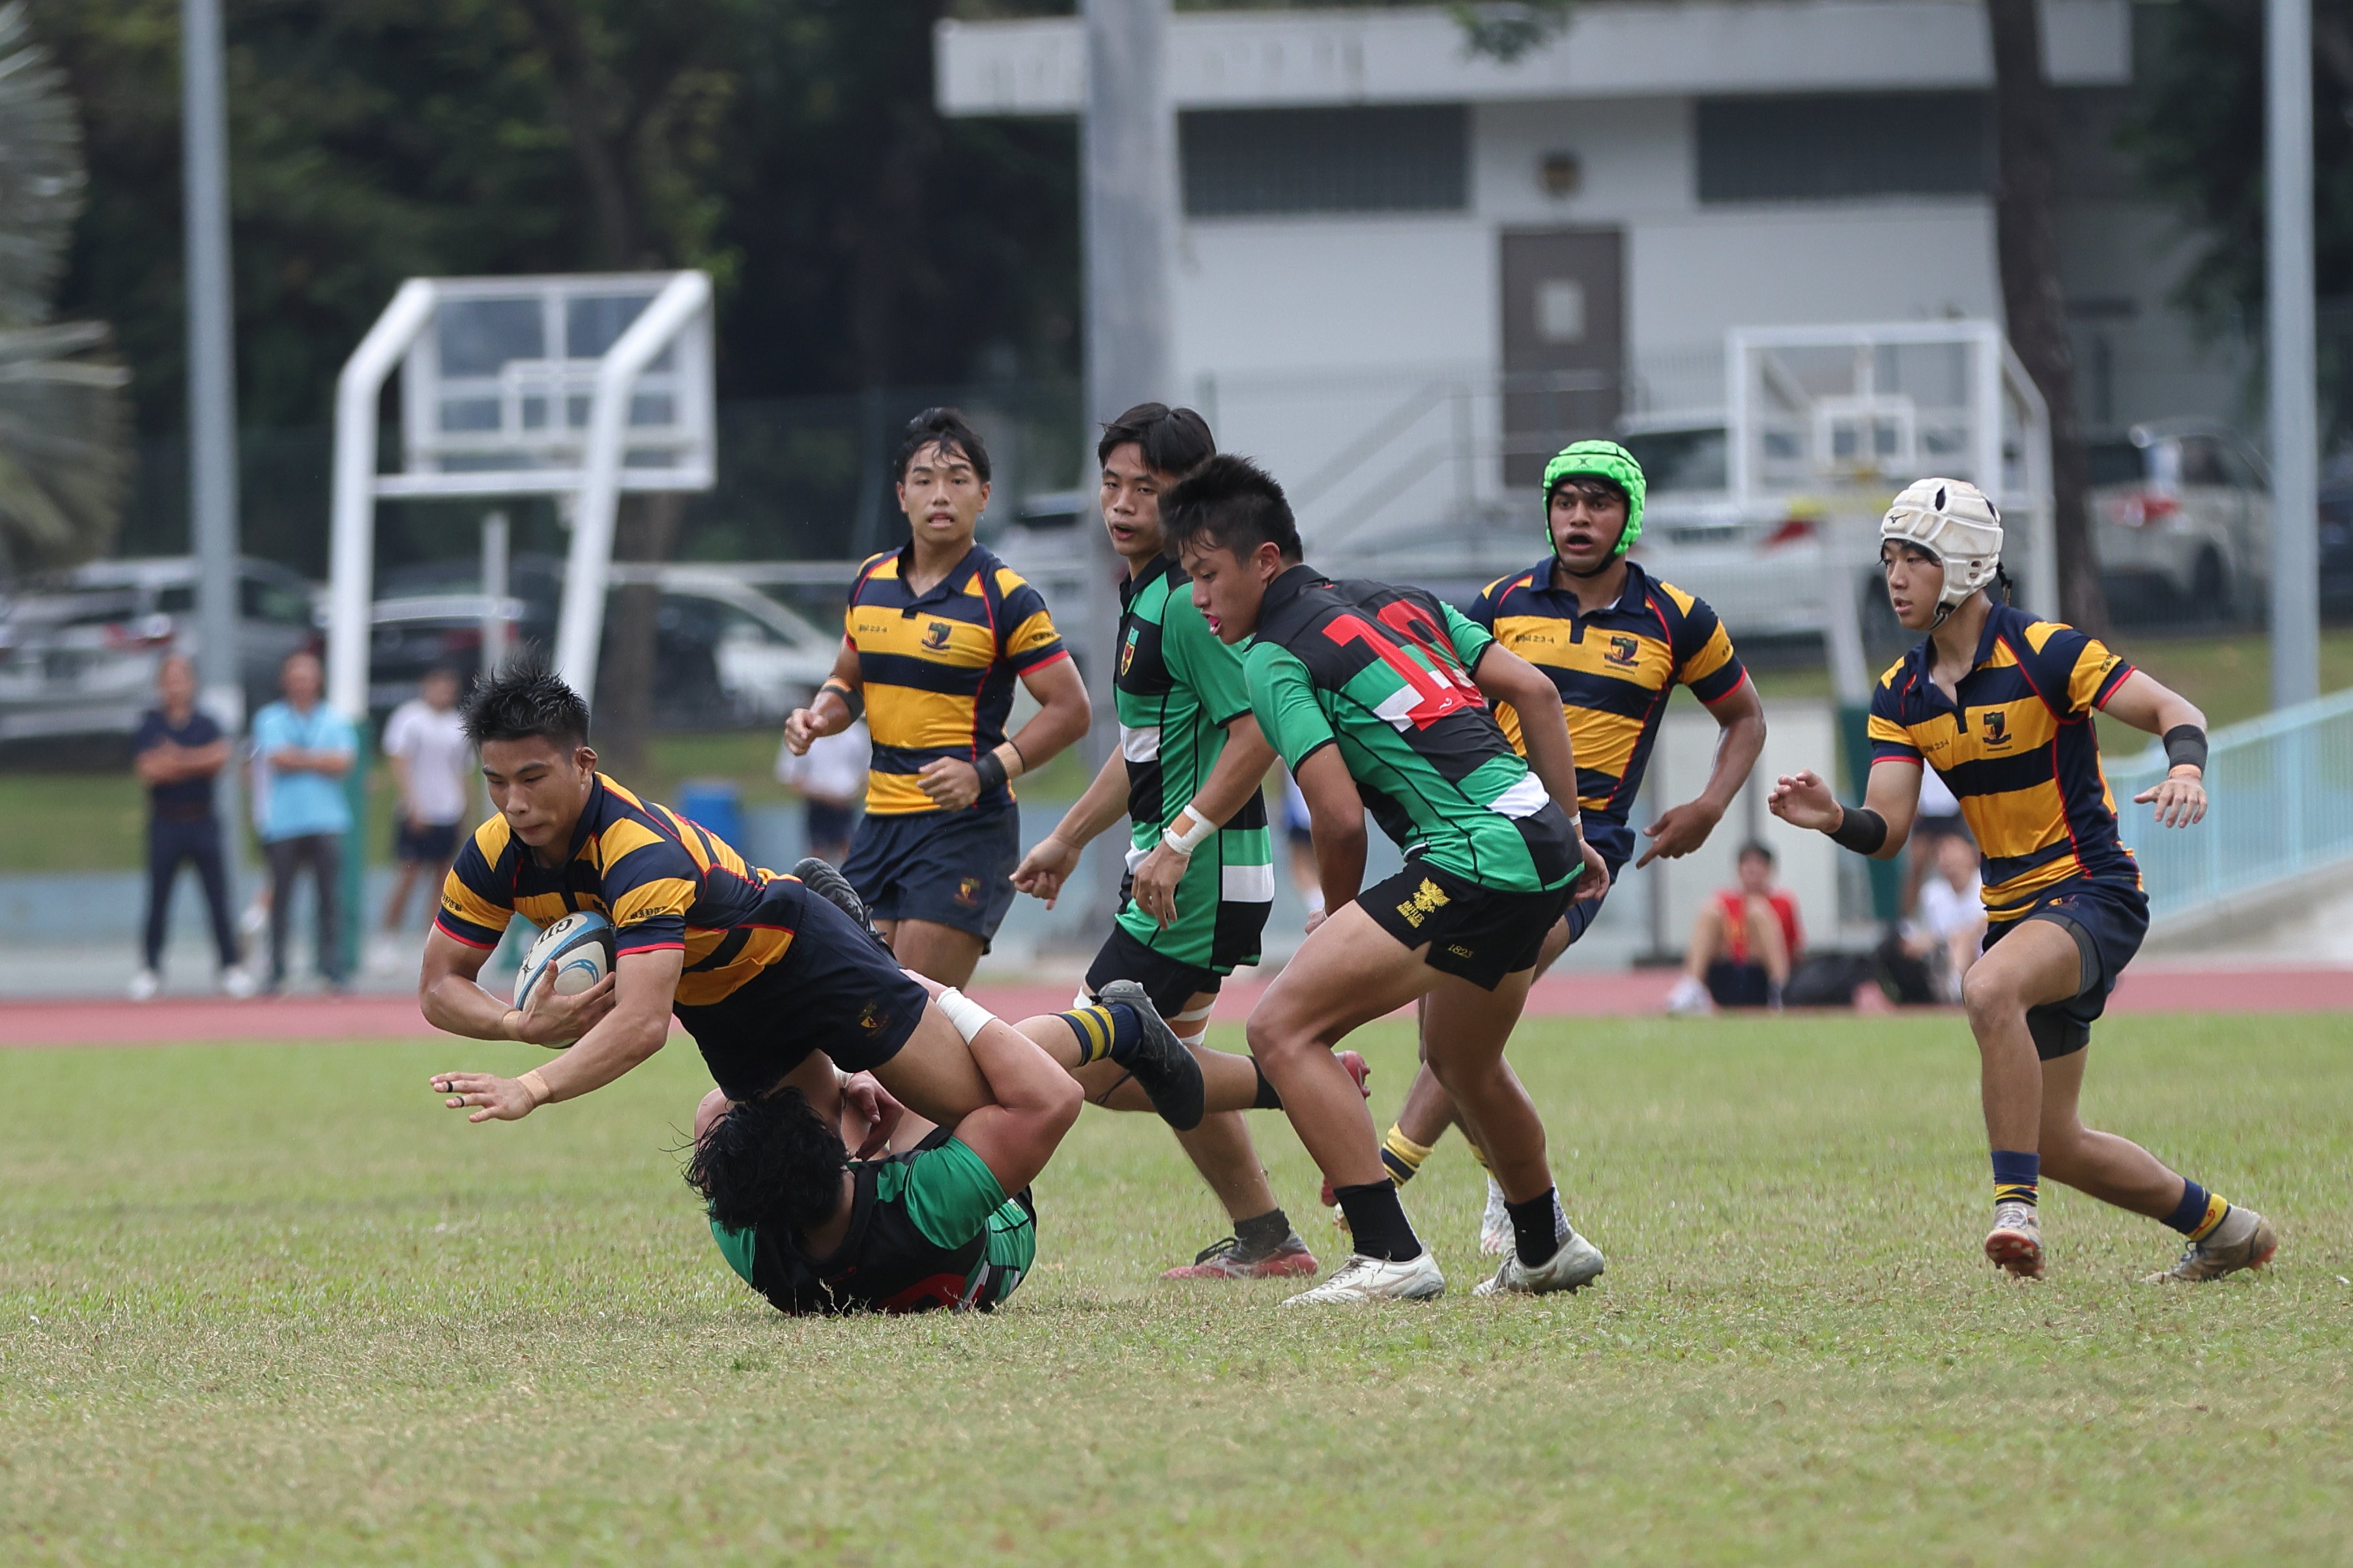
[{"xmin": 3, "ymin": 1012, "xmax": 2346, "ymax": 1565}]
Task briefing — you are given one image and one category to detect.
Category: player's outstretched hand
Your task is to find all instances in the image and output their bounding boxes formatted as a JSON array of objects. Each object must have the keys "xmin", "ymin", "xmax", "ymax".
[
  {"xmin": 1130, "ymin": 842, "xmax": 1188, "ymax": 930},
  {"xmin": 1767, "ymin": 771, "xmax": 1840, "ymax": 833},
  {"xmin": 2134, "ymin": 769, "xmax": 2207, "ymax": 828},
  {"xmin": 1636, "ymin": 798, "xmax": 1724, "ymax": 868},
  {"xmin": 1568, "ymin": 836, "xmax": 1612, "ymax": 902},
  {"xmin": 1011, "ymin": 834, "xmax": 1080, "ymax": 906},
  {"xmin": 782, "ymin": 706, "xmax": 818, "ymax": 756},
  {"xmin": 839, "ymin": 1070, "xmax": 905, "ymax": 1158},
  {"xmin": 512, "ymin": 972, "xmax": 616, "ymax": 1048},
  {"xmin": 431, "ymin": 1071, "xmax": 536, "ymax": 1123},
  {"xmin": 916, "ymin": 756, "xmax": 983, "ymax": 811}
]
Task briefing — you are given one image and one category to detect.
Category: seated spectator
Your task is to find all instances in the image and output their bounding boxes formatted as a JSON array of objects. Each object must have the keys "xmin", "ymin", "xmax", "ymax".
[
  {"xmin": 1902, "ymin": 829, "xmax": 1984, "ymax": 1003},
  {"xmin": 1665, "ymin": 841, "xmax": 1802, "ymax": 1014},
  {"xmin": 1900, "ymin": 764, "xmax": 1967, "ymax": 918}
]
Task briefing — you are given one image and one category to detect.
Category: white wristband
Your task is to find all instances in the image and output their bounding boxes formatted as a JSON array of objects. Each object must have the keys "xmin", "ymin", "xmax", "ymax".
[
  {"xmin": 1162, "ymin": 805, "xmax": 1216, "ymax": 855},
  {"xmin": 934, "ymin": 986, "xmax": 998, "ymax": 1044}
]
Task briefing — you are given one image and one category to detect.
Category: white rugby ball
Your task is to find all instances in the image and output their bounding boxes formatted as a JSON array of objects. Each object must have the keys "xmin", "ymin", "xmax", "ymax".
[{"xmin": 512, "ymin": 910, "xmax": 617, "ymax": 1019}]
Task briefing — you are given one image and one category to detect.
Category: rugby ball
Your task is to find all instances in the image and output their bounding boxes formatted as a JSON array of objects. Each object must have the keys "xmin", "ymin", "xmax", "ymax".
[{"xmin": 512, "ymin": 910, "xmax": 617, "ymax": 1019}]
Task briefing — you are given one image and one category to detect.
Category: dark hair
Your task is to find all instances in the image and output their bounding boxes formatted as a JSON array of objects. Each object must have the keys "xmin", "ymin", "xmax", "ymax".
[
  {"xmin": 896, "ymin": 406, "xmax": 991, "ymax": 484},
  {"xmin": 459, "ymin": 657, "xmax": 589, "ymax": 750},
  {"xmin": 1096, "ymin": 403, "xmax": 1215, "ymax": 476},
  {"xmin": 684, "ymin": 1088, "xmax": 848, "ymax": 1236},
  {"xmin": 1737, "ymin": 840, "xmax": 1775, "ymax": 866},
  {"xmin": 1549, "ymin": 473, "xmax": 1628, "ymax": 508},
  {"xmin": 1158, "ymin": 454, "xmax": 1302, "ymax": 564}
]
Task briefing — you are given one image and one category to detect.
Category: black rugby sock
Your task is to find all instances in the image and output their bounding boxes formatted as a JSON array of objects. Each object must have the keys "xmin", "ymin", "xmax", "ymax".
[
  {"xmin": 1234, "ymin": 1208, "xmax": 1292, "ymax": 1258},
  {"xmin": 1509, "ymin": 1189, "xmax": 1561, "ymax": 1268},
  {"xmin": 1333, "ymin": 1180, "xmax": 1423, "ymax": 1263}
]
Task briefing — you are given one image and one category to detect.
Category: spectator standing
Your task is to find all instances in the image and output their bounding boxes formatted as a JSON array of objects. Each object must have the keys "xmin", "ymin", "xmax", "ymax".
[
  {"xmin": 1665, "ymin": 840, "xmax": 1803, "ymax": 1013},
  {"xmin": 776, "ymin": 717, "xmax": 869, "ymax": 866},
  {"xmin": 129, "ymin": 654, "xmax": 253, "ymax": 1000},
  {"xmin": 250, "ymin": 651, "xmax": 356, "ymax": 992},
  {"xmin": 377, "ymin": 667, "xmax": 473, "ymax": 967},
  {"xmin": 1904, "ymin": 829, "xmax": 1986, "ymax": 1003}
]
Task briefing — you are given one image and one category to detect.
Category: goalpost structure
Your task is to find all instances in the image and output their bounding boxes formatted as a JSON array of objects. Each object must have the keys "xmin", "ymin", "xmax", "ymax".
[{"xmin": 325, "ymin": 271, "xmax": 716, "ymax": 720}]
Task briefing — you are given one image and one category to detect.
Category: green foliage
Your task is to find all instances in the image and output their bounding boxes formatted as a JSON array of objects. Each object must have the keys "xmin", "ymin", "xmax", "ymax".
[
  {"xmin": 1, "ymin": 1014, "xmax": 2347, "ymax": 1563},
  {"xmin": 29, "ymin": 0, "xmax": 1079, "ymax": 438}
]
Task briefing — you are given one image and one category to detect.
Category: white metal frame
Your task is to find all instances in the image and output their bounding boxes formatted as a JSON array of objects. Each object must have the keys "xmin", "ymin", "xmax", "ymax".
[{"xmin": 326, "ymin": 271, "xmax": 714, "ymax": 717}]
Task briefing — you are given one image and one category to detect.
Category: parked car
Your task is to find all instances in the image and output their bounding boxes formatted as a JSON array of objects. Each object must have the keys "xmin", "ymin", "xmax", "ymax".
[
  {"xmin": 366, "ymin": 555, "xmax": 836, "ymax": 726},
  {"xmin": 2086, "ymin": 420, "xmax": 2269, "ymax": 622},
  {"xmin": 1615, "ymin": 412, "xmax": 1831, "ymax": 639},
  {"xmin": 0, "ymin": 556, "xmax": 320, "ymax": 743}
]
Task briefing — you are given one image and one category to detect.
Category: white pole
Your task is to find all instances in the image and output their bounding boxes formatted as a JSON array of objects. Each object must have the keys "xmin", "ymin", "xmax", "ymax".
[
  {"xmin": 2268, "ymin": 0, "xmax": 2320, "ymax": 709},
  {"xmin": 552, "ymin": 271, "xmax": 711, "ymax": 704},
  {"xmin": 326, "ymin": 280, "xmax": 436, "ymax": 719},
  {"xmin": 480, "ymin": 510, "xmax": 510, "ymax": 677}
]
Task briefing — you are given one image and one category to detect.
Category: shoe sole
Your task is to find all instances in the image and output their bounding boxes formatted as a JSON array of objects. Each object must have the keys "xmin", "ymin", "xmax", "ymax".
[
  {"xmin": 1161, "ymin": 1253, "xmax": 1321, "ymax": 1281},
  {"xmin": 1097, "ymin": 980, "xmax": 1206, "ymax": 1131},
  {"xmin": 1984, "ymin": 1229, "xmax": 2045, "ymax": 1278}
]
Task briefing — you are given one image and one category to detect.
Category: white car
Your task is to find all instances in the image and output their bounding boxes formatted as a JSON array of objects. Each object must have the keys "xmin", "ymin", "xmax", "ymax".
[{"xmin": 2086, "ymin": 421, "xmax": 2269, "ymax": 621}]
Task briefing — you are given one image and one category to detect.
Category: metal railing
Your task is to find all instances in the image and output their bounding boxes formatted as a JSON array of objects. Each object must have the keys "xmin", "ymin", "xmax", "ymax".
[{"xmin": 2109, "ymin": 687, "xmax": 2353, "ymax": 924}]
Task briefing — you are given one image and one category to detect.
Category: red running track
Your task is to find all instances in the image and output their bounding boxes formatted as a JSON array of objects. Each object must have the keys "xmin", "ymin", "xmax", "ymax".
[{"xmin": 1, "ymin": 964, "xmax": 2346, "ymax": 1049}]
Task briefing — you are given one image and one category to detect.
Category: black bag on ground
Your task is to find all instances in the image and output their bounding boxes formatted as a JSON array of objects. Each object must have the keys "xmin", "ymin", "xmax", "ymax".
[{"xmin": 1782, "ymin": 951, "xmax": 1879, "ymax": 1007}]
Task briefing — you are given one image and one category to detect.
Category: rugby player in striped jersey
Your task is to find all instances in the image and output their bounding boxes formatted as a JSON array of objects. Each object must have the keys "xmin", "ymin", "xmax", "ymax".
[
  {"xmin": 1770, "ymin": 478, "xmax": 2276, "ymax": 1283},
  {"xmin": 1162, "ymin": 455, "xmax": 1611, "ymax": 1306}
]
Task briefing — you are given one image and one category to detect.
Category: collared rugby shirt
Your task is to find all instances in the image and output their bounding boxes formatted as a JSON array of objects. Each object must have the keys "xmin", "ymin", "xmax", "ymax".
[
  {"xmin": 1867, "ymin": 601, "xmax": 2141, "ymax": 924},
  {"xmin": 1245, "ymin": 565, "xmax": 1577, "ymax": 895},
  {"xmin": 844, "ymin": 542, "xmax": 1069, "ymax": 816},
  {"xmin": 437, "ymin": 774, "xmax": 790, "ymax": 1008},
  {"xmin": 1111, "ymin": 556, "xmax": 1273, "ymax": 969},
  {"xmin": 1469, "ymin": 558, "xmax": 1747, "ymax": 868}
]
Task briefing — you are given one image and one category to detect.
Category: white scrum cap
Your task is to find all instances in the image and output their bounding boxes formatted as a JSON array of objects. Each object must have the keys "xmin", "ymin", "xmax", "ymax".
[{"xmin": 1881, "ymin": 478, "xmax": 2002, "ymax": 619}]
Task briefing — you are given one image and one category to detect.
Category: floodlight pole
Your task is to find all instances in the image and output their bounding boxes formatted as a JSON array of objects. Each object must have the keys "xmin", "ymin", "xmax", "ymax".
[
  {"xmin": 326, "ymin": 279, "xmax": 435, "ymax": 719},
  {"xmin": 2268, "ymin": 0, "xmax": 2320, "ymax": 710},
  {"xmin": 181, "ymin": 0, "xmax": 243, "ymax": 825},
  {"xmin": 553, "ymin": 270, "xmax": 712, "ymax": 704}
]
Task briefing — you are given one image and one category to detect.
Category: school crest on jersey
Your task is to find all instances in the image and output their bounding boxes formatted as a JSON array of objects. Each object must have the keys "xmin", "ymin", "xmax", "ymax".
[
  {"xmin": 921, "ymin": 620, "xmax": 953, "ymax": 651},
  {"xmin": 1982, "ymin": 709, "xmax": 2010, "ymax": 745},
  {"xmin": 1605, "ymin": 633, "xmax": 1641, "ymax": 667},
  {"xmin": 1119, "ymin": 626, "xmax": 1139, "ymax": 678}
]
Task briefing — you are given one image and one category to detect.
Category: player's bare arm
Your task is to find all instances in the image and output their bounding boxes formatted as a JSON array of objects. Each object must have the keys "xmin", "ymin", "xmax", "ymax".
[
  {"xmin": 916, "ymin": 649, "xmax": 1091, "ymax": 810},
  {"xmin": 1473, "ymin": 642, "xmax": 1609, "ymax": 902},
  {"xmin": 432, "ymin": 947, "xmax": 684, "ymax": 1123},
  {"xmin": 784, "ymin": 639, "xmax": 863, "ymax": 757},
  {"xmin": 1013, "ymin": 747, "xmax": 1129, "ymax": 907},
  {"xmin": 416, "ymin": 925, "xmax": 618, "ymax": 1046},
  {"xmin": 1130, "ymin": 713, "xmax": 1278, "ymax": 930},
  {"xmin": 2101, "ymin": 670, "xmax": 2208, "ymax": 827},
  {"xmin": 1292, "ymin": 743, "xmax": 1366, "ymax": 922},
  {"xmin": 1640, "ymin": 679, "xmax": 1767, "ymax": 867},
  {"xmin": 1768, "ymin": 757, "xmax": 1921, "ymax": 859}
]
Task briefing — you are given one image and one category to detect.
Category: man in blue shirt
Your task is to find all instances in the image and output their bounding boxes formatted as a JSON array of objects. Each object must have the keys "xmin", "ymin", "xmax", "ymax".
[
  {"xmin": 130, "ymin": 654, "xmax": 253, "ymax": 999},
  {"xmin": 250, "ymin": 650, "xmax": 356, "ymax": 991}
]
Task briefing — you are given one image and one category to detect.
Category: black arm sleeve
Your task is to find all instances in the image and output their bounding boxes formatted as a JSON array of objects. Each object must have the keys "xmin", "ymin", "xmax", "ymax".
[
  {"xmin": 1830, "ymin": 805, "xmax": 1888, "ymax": 855},
  {"xmin": 2163, "ymin": 724, "xmax": 2208, "ymax": 773}
]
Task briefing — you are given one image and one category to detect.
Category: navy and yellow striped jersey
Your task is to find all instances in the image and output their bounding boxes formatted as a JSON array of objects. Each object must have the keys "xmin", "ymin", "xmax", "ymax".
[
  {"xmin": 1867, "ymin": 601, "xmax": 2141, "ymax": 923},
  {"xmin": 845, "ymin": 543, "xmax": 1069, "ymax": 816},
  {"xmin": 1467, "ymin": 558, "xmax": 1748, "ymax": 867},
  {"xmin": 436, "ymin": 775, "xmax": 791, "ymax": 1008}
]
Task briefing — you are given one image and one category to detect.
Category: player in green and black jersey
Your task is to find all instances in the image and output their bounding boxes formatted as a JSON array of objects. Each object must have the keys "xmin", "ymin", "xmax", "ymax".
[
  {"xmin": 1161, "ymin": 455, "xmax": 1612, "ymax": 1306},
  {"xmin": 1014, "ymin": 405, "xmax": 1336, "ymax": 1282}
]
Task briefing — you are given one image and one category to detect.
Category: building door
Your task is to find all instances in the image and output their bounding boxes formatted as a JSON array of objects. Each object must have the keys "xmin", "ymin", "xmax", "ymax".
[{"xmin": 1500, "ymin": 227, "xmax": 1625, "ymax": 489}]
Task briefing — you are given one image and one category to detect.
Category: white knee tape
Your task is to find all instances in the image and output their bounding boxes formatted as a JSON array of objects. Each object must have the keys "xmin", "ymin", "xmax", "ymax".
[
  {"xmin": 934, "ymin": 986, "xmax": 998, "ymax": 1044},
  {"xmin": 1072, "ymin": 990, "xmax": 1094, "ymax": 1011},
  {"xmin": 1173, "ymin": 1003, "xmax": 1214, "ymax": 1024}
]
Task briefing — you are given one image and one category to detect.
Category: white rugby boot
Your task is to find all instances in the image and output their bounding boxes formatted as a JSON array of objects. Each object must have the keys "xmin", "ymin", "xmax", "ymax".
[
  {"xmin": 1478, "ymin": 1175, "xmax": 1514, "ymax": 1255},
  {"xmin": 2143, "ymin": 1205, "xmax": 2279, "ymax": 1284},
  {"xmin": 1984, "ymin": 1200, "xmax": 2045, "ymax": 1279},
  {"xmin": 1474, "ymin": 1226, "xmax": 1606, "ymax": 1297},
  {"xmin": 1279, "ymin": 1251, "xmax": 1445, "ymax": 1306}
]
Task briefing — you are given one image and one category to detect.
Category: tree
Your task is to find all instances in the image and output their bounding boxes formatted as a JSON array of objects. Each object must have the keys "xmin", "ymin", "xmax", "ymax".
[
  {"xmin": 1987, "ymin": 0, "xmax": 2107, "ymax": 633},
  {"xmin": 0, "ymin": 2, "xmax": 127, "ymax": 575}
]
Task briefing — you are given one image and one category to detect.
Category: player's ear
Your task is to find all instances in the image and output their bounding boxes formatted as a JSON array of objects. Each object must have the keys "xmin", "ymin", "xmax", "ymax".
[{"xmin": 575, "ymin": 744, "xmax": 598, "ymax": 775}]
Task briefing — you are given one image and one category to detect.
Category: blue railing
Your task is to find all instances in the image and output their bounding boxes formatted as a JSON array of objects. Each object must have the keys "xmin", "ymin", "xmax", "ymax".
[{"xmin": 2108, "ymin": 687, "xmax": 2353, "ymax": 923}]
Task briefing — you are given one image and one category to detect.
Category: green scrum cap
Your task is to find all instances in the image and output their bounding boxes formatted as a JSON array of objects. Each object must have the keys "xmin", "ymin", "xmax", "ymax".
[{"xmin": 1540, "ymin": 440, "xmax": 1646, "ymax": 557}]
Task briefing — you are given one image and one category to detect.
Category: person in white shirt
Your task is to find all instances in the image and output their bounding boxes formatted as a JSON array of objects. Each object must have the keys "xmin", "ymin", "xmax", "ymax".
[
  {"xmin": 778, "ymin": 717, "xmax": 869, "ymax": 866},
  {"xmin": 1904, "ymin": 829, "xmax": 1986, "ymax": 1003},
  {"xmin": 380, "ymin": 667, "xmax": 474, "ymax": 948}
]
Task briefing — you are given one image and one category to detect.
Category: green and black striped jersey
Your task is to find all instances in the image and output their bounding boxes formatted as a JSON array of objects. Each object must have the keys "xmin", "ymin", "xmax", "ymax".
[
  {"xmin": 1112, "ymin": 556, "xmax": 1273, "ymax": 971},
  {"xmin": 1245, "ymin": 565, "xmax": 1580, "ymax": 895}
]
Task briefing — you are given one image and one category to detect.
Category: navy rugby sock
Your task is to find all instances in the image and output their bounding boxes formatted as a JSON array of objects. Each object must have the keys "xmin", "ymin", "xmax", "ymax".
[
  {"xmin": 2164, "ymin": 1179, "xmax": 2230, "ymax": 1240},
  {"xmin": 1057, "ymin": 1001, "xmax": 1145, "ymax": 1067},
  {"xmin": 1991, "ymin": 1149, "xmax": 2040, "ymax": 1208}
]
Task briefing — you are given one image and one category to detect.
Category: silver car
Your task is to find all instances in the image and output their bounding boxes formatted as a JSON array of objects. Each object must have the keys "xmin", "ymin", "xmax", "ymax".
[
  {"xmin": 0, "ymin": 557, "xmax": 320, "ymax": 743},
  {"xmin": 2086, "ymin": 421, "xmax": 2270, "ymax": 621}
]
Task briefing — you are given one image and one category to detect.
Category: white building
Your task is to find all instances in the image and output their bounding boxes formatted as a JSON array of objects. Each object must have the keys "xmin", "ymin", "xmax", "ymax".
[{"xmin": 938, "ymin": 2, "xmax": 2236, "ymax": 564}]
